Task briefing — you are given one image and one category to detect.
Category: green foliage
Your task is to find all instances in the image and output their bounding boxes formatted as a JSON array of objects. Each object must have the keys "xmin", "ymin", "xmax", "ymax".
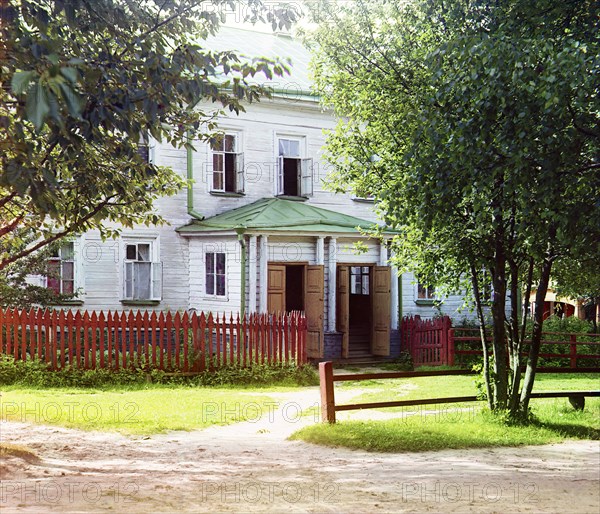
[
  {"xmin": 0, "ymin": 1, "xmax": 297, "ymax": 268},
  {"xmin": 0, "ymin": 230, "xmax": 75, "ymax": 307},
  {"xmin": 0, "ymin": 354, "xmax": 318, "ymax": 388},
  {"xmin": 541, "ymin": 315, "xmax": 595, "ymax": 335},
  {"xmin": 307, "ymin": 0, "xmax": 599, "ymax": 414}
]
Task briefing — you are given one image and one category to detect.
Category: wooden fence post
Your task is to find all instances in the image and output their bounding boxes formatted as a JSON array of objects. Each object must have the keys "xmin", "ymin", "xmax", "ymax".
[
  {"xmin": 448, "ymin": 327, "xmax": 455, "ymax": 367},
  {"xmin": 319, "ymin": 361, "xmax": 336, "ymax": 423},
  {"xmin": 570, "ymin": 334, "xmax": 577, "ymax": 369}
]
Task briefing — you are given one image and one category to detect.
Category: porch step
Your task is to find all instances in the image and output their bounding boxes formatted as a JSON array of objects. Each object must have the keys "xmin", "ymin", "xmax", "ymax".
[{"xmin": 334, "ymin": 356, "xmax": 391, "ymax": 366}]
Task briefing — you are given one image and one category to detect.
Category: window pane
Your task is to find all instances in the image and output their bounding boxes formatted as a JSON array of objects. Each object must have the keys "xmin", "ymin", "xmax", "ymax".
[
  {"xmin": 216, "ymin": 274, "xmax": 226, "ymax": 296},
  {"xmin": 224, "ymin": 134, "xmax": 235, "ymax": 152},
  {"xmin": 289, "ymin": 140, "xmax": 299, "ymax": 157},
  {"xmin": 62, "ymin": 262, "xmax": 74, "ymax": 281},
  {"xmin": 63, "ymin": 280, "xmax": 74, "ymax": 294},
  {"xmin": 138, "ymin": 244, "xmax": 150, "ymax": 262},
  {"xmin": 60, "ymin": 242, "xmax": 74, "ymax": 260},
  {"xmin": 210, "ymin": 137, "xmax": 223, "ymax": 152},
  {"xmin": 47, "ymin": 260, "xmax": 60, "ymax": 293},
  {"xmin": 216, "ymin": 253, "xmax": 226, "ymax": 274},
  {"xmin": 47, "ymin": 276, "xmax": 60, "ymax": 294},
  {"xmin": 362, "ymin": 276, "xmax": 369, "ymax": 295},
  {"xmin": 278, "ymin": 139, "xmax": 288, "ymax": 156},
  {"xmin": 213, "ymin": 153, "xmax": 224, "ymax": 171},
  {"xmin": 350, "ymin": 274, "xmax": 358, "ymax": 294},
  {"xmin": 135, "ymin": 262, "xmax": 151, "ymax": 299},
  {"xmin": 362, "ymin": 266, "xmax": 369, "ymax": 274},
  {"xmin": 206, "ymin": 273, "xmax": 215, "ymax": 295},
  {"xmin": 126, "ymin": 244, "xmax": 137, "ymax": 260},
  {"xmin": 206, "ymin": 253, "xmax": 214, "ymax": 273}
]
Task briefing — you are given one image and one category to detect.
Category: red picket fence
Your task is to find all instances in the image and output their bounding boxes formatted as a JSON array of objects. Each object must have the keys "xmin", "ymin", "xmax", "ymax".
[
  {"xmin": 0, "ymin": 308, "xmax": 307, "ymax": 372},
  {"xmin": 401, "ymin": 315, "xmax": 452, "ymax": 366}
]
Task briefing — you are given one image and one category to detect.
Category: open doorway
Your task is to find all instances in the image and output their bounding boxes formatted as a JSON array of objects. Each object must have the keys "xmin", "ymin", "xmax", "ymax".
[
  {"xmin": 267, "ymin": 263, "xmax": 325, "ymax": 358},
  {"xmin": 348, "ymin": 266, "xmax": 372, "ymax": 356},
  {"xmin": 285, "ymin": 265, "xmax": 304, "ymax": 311}
]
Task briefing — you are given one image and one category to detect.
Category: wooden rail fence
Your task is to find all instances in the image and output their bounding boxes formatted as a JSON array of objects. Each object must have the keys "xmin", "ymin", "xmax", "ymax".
[
  {"xmin": 319, "ymin": 362, "xmax": 600, "ymax": 423},
  {"xmin": 0, "ymin": 308, "xmax": 307, "ymax": 372},
  {"xmin": 402, "ymin": 316, "xmax": 600, "ymax": 369},
  {"xmin": 450, "ymin": 327, "xmax": 600, "ymax": 370}
]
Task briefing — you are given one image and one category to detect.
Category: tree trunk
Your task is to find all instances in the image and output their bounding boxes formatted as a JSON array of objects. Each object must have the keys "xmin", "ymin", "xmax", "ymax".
[
  {"xmin": 507, "ymin": 259, "xmax": 523, "ymax": 412},
  {"xmin": 490, "ymin": 237, "xmax": 508, "ymax": 409},
  {"xmin": 510, "ymin": 257, "xmax": 534, "ymax": 413},
  {"xmin": 519, "ymin": 256, "xmax": 553, "ymax": 414},
  {"xmin": 470, "ymin": 263, "xmax": 493, "ymax": 409}
]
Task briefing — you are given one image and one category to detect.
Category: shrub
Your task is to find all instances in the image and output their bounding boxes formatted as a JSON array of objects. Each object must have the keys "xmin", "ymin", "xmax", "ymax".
[{"xmin": 0, "ymin": 354, "xmax": 318, "ymax": 388}]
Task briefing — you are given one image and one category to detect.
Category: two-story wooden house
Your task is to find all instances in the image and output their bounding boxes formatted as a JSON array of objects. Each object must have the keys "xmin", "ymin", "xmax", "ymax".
[{"xmin": 40, "ymin": 27, "xmax": 478, "ymax": 360}]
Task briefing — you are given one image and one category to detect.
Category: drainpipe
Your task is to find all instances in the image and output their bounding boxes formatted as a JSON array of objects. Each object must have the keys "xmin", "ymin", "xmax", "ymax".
[
  {"xmin": 398, "ymin": 273, "xmax": 403, "ymax": 321},
  {"xmin": 236, "ymin": 228, "xmax": 246, "ymax": 317},
  {"xmin": 186, "ymin": 130, "xmax": 204, "ymax": 220}
]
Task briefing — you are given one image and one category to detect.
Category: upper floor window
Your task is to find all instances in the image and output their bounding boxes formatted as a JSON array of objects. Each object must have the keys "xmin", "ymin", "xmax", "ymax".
[
  {"xmin": 211, "ymin": 133, "xmax": 244, "ymax": 194},
  {"xmin": 350, "ymin": 266, "xmax": 370, "ymax": 295},
  {"xmin": 123, "ymin": 241, "xmax": 162, "ymax": 301},
  {"xmin": 205, "ymin": 252, "xmax": 226, "ymax": 297},
  {"xmin": 277, "ymin": 137, "xmax": 313, "ymax": 197},
  {"xmin": 47, "ymin": 242, "xmax": 75, "ymax": 294}
]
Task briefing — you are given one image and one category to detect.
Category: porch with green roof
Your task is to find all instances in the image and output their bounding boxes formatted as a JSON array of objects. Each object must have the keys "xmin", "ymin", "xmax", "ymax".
[{"xmin": 176, "ymin": 198, "xmax": 390, "ymax": 235}]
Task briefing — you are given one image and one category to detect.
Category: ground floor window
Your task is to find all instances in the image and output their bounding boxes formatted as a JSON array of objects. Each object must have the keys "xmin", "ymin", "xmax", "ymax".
[
  {"xmin": 206, "ymin": 252, "xmax": 226, "ymax": 296},
  {"xmin": 47, "ymin": 242, "xmax": 75, "ymax": 294}
]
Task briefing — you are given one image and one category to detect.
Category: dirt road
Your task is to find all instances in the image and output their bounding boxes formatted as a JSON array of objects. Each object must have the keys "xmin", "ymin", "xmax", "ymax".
[{"xmin": 1, "ymin": 390, "xmax": 599, "ymax": 513}]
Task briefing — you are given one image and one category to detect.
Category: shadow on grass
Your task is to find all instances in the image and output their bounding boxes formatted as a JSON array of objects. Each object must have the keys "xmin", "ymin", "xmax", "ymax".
[{"xmin": 532, "ymin": 420, "xmax": 600, "ymax": 440}]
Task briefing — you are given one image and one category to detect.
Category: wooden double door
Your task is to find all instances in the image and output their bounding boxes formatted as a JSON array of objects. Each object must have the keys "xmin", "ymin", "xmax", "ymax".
[
  {"xmin": 337, "ymin": 265, "xmax": 391, "ymax": 358},
  {"xmin": 267, "ymin": 263, "xmax": 324, "ymax": 359}
]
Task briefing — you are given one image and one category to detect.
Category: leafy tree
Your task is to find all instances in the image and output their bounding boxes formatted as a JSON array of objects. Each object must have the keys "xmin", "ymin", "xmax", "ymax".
[
  {"xmin": 0, "ymin": 227, "xmax": 73, "ymax": 307},
  {"xmin": 0, "ymin": 0, "xmax": 297, "ymax": 269},
  {"xmin": 552, "ymin": 257, "xmax": 600, "ymax": 332},
  {"xmin": 307, "ymin": 0, "xmax": 599, "ymax": 417}
]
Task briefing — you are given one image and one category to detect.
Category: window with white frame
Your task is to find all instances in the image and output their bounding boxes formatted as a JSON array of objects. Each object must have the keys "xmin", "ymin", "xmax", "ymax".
[
  {"xmin": 417, "ymin": 281, "xmax": 435, "ymax": 301},
  {"xmin": 205, "ymin": 252, "xmax": 226, "ymax": 297},
  {"xmin": 277, "ymin": 137, "xmax": 313, "ymax": 197},
  {"xmin": 350, "ymin": 266, "xmax": 370, "ymax": 295},
  {"xmin": 136, "ymin": 132, "xmax": 155, "ymax": 163},
  {"xmin": 46, "ymin": 242, "xmax": 76, "ymax": 295},
  {"xmin": 123, "ymin": 241, "xmax": 162, "ymax": 301},
  {"xmin": 210, "ymin": 133, "xmax": 244, "ymax": 193}
]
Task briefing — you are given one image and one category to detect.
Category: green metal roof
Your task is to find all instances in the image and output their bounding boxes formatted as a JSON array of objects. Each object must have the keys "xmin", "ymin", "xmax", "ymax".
[{"xmin": 176, "ymin": 198, "xmax": 387, "ymax": 235}]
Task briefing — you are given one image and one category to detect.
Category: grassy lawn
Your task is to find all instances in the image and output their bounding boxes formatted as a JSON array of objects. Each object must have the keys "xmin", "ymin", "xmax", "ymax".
[
  {"xmin": 290, "ymin": 372, "xmax": 600, "ymax": 452},
  {"xmin": 0, "ymin": 385, "xmax": 301, "ymax": 435},
  {"xmin": 337, "ymin": 371, "xmax": 599, "ymax": 407}
]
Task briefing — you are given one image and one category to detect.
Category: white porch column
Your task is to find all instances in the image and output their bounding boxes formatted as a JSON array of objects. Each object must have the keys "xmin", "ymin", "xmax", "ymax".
[
  {"xmin": 379, "ymin": 241, "xmax": 388, "ymax": 266},
  {"xmin": 328, "ymin": 237, "xmax": 337, "ymax": 332},
  {"xmin": 248, "ymin": 235, "xmax": 258, "ymax": 313},
  {"xmin": 391, "ymin": 264, "xmax": 399, "ymax": 330},
  {"xmin": 259, "ymin": 235, "xmax": 268, "ymax": 313},
  {"xmin": 316, "ymin": 236, "xmax": 325, "ymax": 265}
]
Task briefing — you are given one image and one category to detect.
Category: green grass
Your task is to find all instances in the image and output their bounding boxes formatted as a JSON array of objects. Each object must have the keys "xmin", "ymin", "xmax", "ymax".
[
  {"xmin": 290, "ymin": 398, "xmax": 600, "ymax": 452},
  {"xmin": 337, "ymin": 372, "xmax": 599, "ymax": 410},
  {"xmin": 0, "ymin": 386, "xmax": 297, "ymax": 435}
]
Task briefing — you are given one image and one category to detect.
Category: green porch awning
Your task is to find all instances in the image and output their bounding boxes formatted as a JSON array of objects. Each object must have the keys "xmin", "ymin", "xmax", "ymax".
[{"xmin": 176, "ymin": 198, "xmax": 391, "ymax": 235}]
